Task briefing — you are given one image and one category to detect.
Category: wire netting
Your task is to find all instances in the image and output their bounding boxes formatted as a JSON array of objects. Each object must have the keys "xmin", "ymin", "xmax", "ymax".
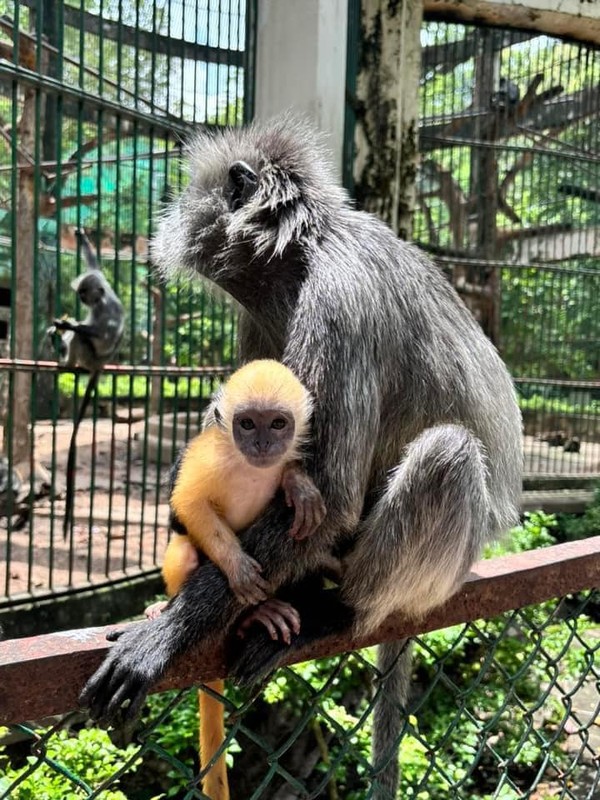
[
  {"xmin": 1, "ymin": 590, "xmax": 598, "ymax": 799},
  {"xmin": 0, "ymin": 0, "xmax": 256, "ymax": 606},
  {"xmin": 415, "ymin": 22, "xmax": 600, "ymax": 481}
]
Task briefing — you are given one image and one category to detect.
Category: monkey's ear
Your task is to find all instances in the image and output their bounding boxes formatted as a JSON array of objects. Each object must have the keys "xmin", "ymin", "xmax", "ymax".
[{"xmin": 227, "ymin": 160, "xmax": 258, "ymax": 212}]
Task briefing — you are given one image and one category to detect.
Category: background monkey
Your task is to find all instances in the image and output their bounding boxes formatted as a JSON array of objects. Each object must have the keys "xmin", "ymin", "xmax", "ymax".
[
  {"xmin": 81, "ymin": 118, "xmax": 522, "ymax": 799},
  {"xmin": 152, "ymin": 358, "xmax": 327, "ymax": 800},
  {"xmin": 50, "ymin": 229, "xmax": 124, "ymax": 539}
]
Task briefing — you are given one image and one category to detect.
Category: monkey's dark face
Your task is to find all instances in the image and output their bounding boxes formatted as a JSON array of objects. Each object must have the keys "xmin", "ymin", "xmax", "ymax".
[
  {"xmin": 151, "ymin": 118, "xmax": 348, "ymax": 286},
  {"xmin": 226, "ymin": 161, "xmax": 258, "ymax": 212},
  {"xmin": 232, "ymin": 407, "xmax": 296, "ymax": 468},
  {"xmin": 73, "ymin": 272, "xmax": 106, "ymax": 307},
  {"xmin": 79, "ymin": 284, "xmax": 104, "ymax": 306}
]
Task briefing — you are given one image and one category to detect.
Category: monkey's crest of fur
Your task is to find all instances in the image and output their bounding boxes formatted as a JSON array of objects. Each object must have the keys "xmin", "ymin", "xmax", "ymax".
[
  {"xmin": 152, "ymin": 116, "xmax": 348, "ymax": 278},
  {"xmin": 219, "ymin": 359, "xmax": 313, "ymax": 443}
]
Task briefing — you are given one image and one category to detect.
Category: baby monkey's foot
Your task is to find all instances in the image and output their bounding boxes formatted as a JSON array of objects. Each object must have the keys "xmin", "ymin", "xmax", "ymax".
[
  {"xmin": 145, "ymin": 600, "xmax": 169, "ymax": 620},
  {"xmin": 237, "ymin": 599, "xmax": 301, "ymax": 645},
  {"xmin": 282, "ymin": 463, "xmax": 327, "ymax": 540},
  {"xmin": 106, "ymin": 601, "xmax": 169, "ymax": 642}
]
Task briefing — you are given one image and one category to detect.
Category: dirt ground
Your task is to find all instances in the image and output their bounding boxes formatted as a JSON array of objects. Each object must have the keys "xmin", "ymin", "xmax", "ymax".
[
  {"xmin": 0, "ymin": 418, "xmax": 171, "ymax": 600},
  {"xmin": 523, "ymin": 434, "xmax": 600, "ymax": 476}
]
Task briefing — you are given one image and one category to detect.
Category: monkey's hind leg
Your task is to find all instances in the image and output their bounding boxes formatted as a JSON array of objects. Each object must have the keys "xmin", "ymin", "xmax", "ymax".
[
  {"xmin": 199, "ymin": 682, "xmax": 229, "ymax": 800},
  {"xmin": 342, "ymin": 423, "xmax": 490, "ymax": 800},
  {"xmin": 343, "ymin": 423, "xmax": 490, "ymax": 631}
]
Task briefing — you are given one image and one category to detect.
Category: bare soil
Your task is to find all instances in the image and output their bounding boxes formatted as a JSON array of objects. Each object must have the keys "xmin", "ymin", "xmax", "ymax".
[{"xmin": 0, "ymin": 418, "xmax": 171, "ymax": 600}]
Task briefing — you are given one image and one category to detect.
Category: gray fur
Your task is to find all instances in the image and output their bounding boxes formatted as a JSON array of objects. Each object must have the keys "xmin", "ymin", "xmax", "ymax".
[
  {"xmin": 81, "ymin": 117, "xmax": 522, "ymax": 797},
  {"xmin": 58, "ymin": 269, "xmax": 124, "ymax": 371}
]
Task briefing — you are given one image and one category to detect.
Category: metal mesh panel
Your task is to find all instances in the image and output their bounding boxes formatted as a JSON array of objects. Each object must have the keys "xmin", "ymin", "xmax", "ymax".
[
  {"xmin": 1, "ymin": 592, "xmax": 598, "ymax": 799},
  {"xmin": 416, "ymin": 23, "xmax": 600, "ymax": 481},
  {"xmin": 0, "ymin": 0, "xmax": 255, "ymax": 605}
]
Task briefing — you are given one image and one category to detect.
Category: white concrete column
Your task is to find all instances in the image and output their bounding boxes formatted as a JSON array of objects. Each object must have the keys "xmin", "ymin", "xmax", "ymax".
[{"xmin": 254, "ymin": 0, "xmax": 348, "ymax": 178}]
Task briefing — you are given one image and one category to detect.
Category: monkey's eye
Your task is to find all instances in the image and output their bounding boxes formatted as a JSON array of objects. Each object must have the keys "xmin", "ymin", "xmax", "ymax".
[
  {"xmin": 239, "ymin": 418, "xmax": 255, "ymax": 431},
  {"xmin": 271, "ymin": 418, "xmax": 287, "ymax": 430}
]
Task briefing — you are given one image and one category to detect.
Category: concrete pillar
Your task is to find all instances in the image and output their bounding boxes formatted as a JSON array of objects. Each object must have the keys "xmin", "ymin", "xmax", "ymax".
[{"xmin": 254, "ymin": 0, "xmax": 348, "ymax": 178}]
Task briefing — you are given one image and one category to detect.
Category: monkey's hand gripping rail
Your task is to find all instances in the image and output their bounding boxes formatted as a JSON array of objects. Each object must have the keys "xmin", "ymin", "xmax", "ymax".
[{"xmin": 0, "ymin": 536, "xmax": 599, "ymax": 726}]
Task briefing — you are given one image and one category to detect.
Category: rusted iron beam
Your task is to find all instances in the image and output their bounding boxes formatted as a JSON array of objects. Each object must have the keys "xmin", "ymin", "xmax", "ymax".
[{"xmin": 1, "ymin": 536, "xmax": 599, "ymax": 726}]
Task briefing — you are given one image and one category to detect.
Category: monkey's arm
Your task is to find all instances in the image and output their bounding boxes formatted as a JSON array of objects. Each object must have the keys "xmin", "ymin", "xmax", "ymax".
[
  {"xmin": 173, "ymin": 496, "xmax": 270, "ymax": 606},
  {"xmin": 161, "ymin": 534, "xmax": 200, "ymax": 597},
  {"xmin": 79, "ymin": 497, "xmax": 327, "ymax": 721},
  {"xmin": 52, "ymin": 319, "xmax": 100, "ymax": 338}
]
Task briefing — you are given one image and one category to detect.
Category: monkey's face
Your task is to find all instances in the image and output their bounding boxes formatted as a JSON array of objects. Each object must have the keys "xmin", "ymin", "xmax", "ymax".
[
  {"xmin": 151, "ymin": 118, "xmax": 347, "ymax": 286},
  {"xmin": 226, "ymin": 160, "xmax": 258, "ymax": 212},
  {"xmin": 232, "ymin": 407, "xmax": 296, "ymax": 468},
  {"xmin": 72, "ymin": 272, "xmax": 106, "ymax": 307}
]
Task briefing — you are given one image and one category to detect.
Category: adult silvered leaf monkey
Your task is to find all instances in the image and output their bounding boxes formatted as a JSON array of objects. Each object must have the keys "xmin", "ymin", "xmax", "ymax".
[
  {"xmin": 80, "ymin": 117, "xmax": 522, "ymax": 797},
  {"xmin": 49, "ymin": 229, "xmax": 125, "ymax": 539}
]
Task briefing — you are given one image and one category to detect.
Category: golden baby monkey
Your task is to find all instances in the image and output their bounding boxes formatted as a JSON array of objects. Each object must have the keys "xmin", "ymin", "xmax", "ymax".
[{"xmin": 157, "ymin": 359, "xmax": 327, "ymax": 800}]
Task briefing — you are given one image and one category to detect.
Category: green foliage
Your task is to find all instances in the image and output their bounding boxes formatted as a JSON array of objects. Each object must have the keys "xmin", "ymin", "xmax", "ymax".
[
  {"xmin": 417, "ymin": 24, "xmax": 600, "ymax": 382},
  {"xmin": 140, "ymin": 690, "xmax": 200, "ymax": 798},
  {"xmin": 557, "ymin": 485, "xmax": 600, "ymax": 541},
  {"xmin": 0, "ymin": 726, "xmax": 141, "ymax": 799},
  {"xmin": 485, "ymin": 510, "xmax": 558, "ymax": 558},
  {"xmin": 501, "ymin": 266, "xmax": 600, "ymax": 381},
  {"xmin": 57, "ymin": 373, "xmax": 217, "ymax": 402},
  {"xmin": 518, "ymin": 392, "xmax": 600, "ymax": 416}
]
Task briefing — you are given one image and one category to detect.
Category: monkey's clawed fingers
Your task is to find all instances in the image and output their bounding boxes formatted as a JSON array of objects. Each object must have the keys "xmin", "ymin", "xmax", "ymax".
[
  {"xmin": 281, "ymin": 465, "xmax": 327, "ymax": 540},
  {"xmin": 237, "ymin": 599, "xmax": 301, "ymax": 645},
  {"xmin": 229, "ymin": 553, "xmax": 270, "ymax": 606},
  {"xmin": 79, "ymin": 622, "xmax": 167, "ymax": 723},
  {"xmin": 287, "ymin": 487, "xmax": 327, "ymax": 541}
]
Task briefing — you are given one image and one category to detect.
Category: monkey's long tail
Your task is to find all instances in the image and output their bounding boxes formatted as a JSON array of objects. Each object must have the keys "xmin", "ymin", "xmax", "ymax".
[
  {"xmin": 199, "ymin": 681, "xmax": 230, "ymax": 800},
  {"xmin": 75, "ymin": 227, "xmax": 100, "ymax": 271},
  {"xmin": 371, "ymin": 639, "xmax": 413, "ymax": 800},
  {"xmin": 63, "ymin": 372, "xmax": 99, "ymax": 540}
]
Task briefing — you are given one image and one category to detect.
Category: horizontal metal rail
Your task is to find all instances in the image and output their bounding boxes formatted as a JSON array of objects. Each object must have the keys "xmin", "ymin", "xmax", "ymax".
[
  {"xmin": 15, "ymin": 1, "xmax": 245, "ymax": 67},
  {"xmin": 1, "ymin": 536, "xmax": 599, "ymax": 726},
  {"xmin": 0, "ymin": 357, "xmax": 233, "ymax": 378},
  {"xmin": 514, "ymin": 377, "xmax": 600, "ymax": 390},
  {"xmin": 0, "ymin": 61, "xmax": 195, "ymax": 137}
]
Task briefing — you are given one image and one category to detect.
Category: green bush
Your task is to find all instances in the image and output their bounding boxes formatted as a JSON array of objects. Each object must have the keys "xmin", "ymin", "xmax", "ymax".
[
  {"xmin": 0, "ymin": 726, "xmax": 142, "ymax": 800},
  {"xmin": 556, "ymin": 485, "xmax": 600, "ymax": 541},
  {"xmin": 1, "ymin": 513, "xmax": 593, "ymax": 799}
]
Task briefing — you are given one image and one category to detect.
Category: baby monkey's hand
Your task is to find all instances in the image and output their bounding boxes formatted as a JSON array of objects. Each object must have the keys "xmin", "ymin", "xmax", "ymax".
[
  {"xmin": 282, "ymin": 463, "xmax": 327, "ymax": 540},
  {"xmin": 228, "ymin": 550, "xmax": 270, "ymax": 606}
]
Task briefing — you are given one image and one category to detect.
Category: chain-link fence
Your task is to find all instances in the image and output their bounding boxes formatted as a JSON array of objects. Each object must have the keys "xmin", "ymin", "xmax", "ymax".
[
  {"xmin": 1, "ymin": 557, "xmax": 598, "ymax": 799},
  {"xmin": 415, "ymin": 22, "xmax": 600, "ymax": 481},
  {"xmin": 0, "ymin": 0, "xmax": 256, "ymax": 608}
]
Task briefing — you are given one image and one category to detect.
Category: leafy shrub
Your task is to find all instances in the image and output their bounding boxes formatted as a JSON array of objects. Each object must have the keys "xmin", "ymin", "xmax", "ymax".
[{"xmin": 0, "ymin": 726, "xmax": 142, "ymax": 800}]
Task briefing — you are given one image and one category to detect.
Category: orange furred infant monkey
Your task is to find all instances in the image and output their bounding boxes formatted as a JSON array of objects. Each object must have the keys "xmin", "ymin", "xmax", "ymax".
[{"xmin": 154, "ymin": 359, "xmax": 327, "ymax": 800}]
